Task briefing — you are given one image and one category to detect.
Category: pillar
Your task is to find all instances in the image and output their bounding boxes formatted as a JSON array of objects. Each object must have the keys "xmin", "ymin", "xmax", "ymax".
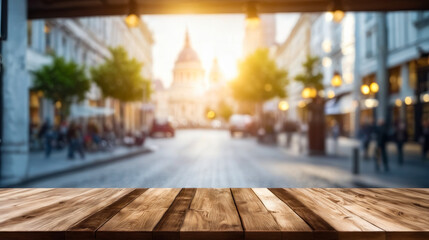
[
  {"xmin": 375, "ymin": 13, "xmax": 389, "ymax": 122},
  {"xmin": 1, "ymin": 0, "xmax": 29, "ymax": 183}
]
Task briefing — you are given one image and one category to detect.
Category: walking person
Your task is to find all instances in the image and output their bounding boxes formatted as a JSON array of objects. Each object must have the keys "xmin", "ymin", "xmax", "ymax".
[
  {"xmin": 374, "ymin": 119, "xmax": 389, "ymax": 172},
  {"xmin": 360, "ymin": 118, "xmax": 373, "ymax": 160},
  {"xmin": 421, "ymin": 119, "xmax": 429, "ymax": 161},
  {"xmin": 67, "ymin": 121, "xmax": 85, "ymax": 160},
  {"xmin": 393, "ymin": 120, "xmax": 407, "ymax": 165},
  {"xmin": 39, "ymin": 119, "xmax": 54, "ymax": 158},
  {"xmin": 331, "ymin": 120, "xmax": 340, "ymax": 156}
]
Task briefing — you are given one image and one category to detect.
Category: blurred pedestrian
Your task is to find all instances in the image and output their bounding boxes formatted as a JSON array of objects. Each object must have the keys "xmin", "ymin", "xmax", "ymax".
[
  {"xmin": 360, "ymin": 118, "xmax": 373, "ymax": 160},
  {"xmin": 421, "ymin": 119, "xmax": 429, "ymax": 161},
  {"xmin": 39, "ymin": 119, "xmax": 54, "ymax": 158},
  {"xmin": 393, "ymin": 120, "xmax": 407, "ymax": 165},
  {"xmin": 331, "ymin": 120, "xmax": 340, "ymax": 155},
  {"xmin": 56, "ymin": 120, "xmax": 68, "ymax": 149},
  {"xmin": 374, "ymin": 119, "xmax": 389, "ymax": 172},
  {"xmin": 299, "ymin": 122, "xmax": 308, "ymax": 153},
  {"xmin": 67, "ymin": 121, "xmax": 85, "ymax": 160}
]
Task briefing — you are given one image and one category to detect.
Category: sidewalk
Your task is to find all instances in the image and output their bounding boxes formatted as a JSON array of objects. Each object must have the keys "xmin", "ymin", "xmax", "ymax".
[
  {"xmin": 278, "ymin": 133, "xmax": 429, "ymax": 187},
  {"xmin": 1, "ymin": 145, "xmax": 153, "ymax": 187}
]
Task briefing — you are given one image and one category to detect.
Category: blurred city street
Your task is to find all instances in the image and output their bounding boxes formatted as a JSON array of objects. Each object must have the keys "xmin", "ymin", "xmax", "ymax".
[{"xmin": 19, "ymin": 129, "xmax": 429, "ymax": 188}]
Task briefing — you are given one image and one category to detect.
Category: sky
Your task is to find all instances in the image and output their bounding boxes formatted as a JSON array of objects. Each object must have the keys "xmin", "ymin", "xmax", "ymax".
[{"xmin": 143, "ymin": 14, "xmax": 299, "ymax": 87}]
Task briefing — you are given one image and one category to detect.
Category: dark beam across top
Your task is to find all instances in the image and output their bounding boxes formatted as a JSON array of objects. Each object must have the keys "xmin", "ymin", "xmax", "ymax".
[{"xmin": 28, "ymin": 0, "xmax": 429, "ymax": 19}]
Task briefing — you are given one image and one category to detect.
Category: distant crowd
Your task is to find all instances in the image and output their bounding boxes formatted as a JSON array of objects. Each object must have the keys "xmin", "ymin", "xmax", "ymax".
[{"xmin": 30, "ymin": 119, "xmax": 145, "ymax": 159}]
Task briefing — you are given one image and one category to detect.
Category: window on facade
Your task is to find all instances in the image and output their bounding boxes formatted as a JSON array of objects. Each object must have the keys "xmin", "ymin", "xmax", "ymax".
[
  {"xmin": 365, "ymin": 31, "xmax": 374, "ymax": 58},
  {"xmin": 27, "ymin": 21, "xmax": 32, "ymax": 47},
  {"xmin": 389, "ymin": 67, "xmax": 401, "ymax": 94},
  {"xmin": 44, "ymin": 24, "xmax": 53, "ymax": 54},
  {"xmin": 409, "ymin": 61, "xmax": 417, "ymax": 90}
]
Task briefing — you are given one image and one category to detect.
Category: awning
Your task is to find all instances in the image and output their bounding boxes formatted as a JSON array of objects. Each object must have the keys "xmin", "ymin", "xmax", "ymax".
[
  {"xmin": 70, "ymin": 105, "xmax": 115, "ymax": 119},
  {"xmin": 325, "ymin": 94, "xmax": 354, "ymax": 115}
]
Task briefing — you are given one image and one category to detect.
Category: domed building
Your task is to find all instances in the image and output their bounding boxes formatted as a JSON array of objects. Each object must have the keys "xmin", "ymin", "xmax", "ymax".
[{"xmin": 168, "ymin": 30, "xmax": 206, "ymax": 127}]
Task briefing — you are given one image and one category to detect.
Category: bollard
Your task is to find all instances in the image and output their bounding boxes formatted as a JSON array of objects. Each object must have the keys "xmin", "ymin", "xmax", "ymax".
[{"xmin": 352, "ymin": 147, "xmax": 359, "ymax": 174}]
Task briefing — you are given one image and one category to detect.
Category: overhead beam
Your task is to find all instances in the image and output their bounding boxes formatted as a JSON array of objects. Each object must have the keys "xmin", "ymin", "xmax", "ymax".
[{"xmin": 28, "ymin": 0, "xmax": 429, "ymax": 19}]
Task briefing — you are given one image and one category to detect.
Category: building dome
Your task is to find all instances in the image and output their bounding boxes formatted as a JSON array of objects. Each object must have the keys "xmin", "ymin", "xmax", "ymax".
[{"xmin": 175, "ymin": 30, "xmax": 200, "ymax": 63}]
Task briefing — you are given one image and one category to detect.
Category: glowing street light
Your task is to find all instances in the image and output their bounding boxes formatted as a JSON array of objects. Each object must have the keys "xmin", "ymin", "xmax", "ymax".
[
  {"xmin": 370, "ymin": 82, "xmax": 379, "ymax": 93},
  {"xmin": 125, "ymin": 0, "xmax": 140, "ymax": 28},
  {"xmin": 331, "ymin": 10, "xmax": 345, "ymax": 23},
  {"xmin": 361, "ymin": 84, "xmax": 370, "ymax": 95},
  {"xmin": 331, "ymin": 72, "xmax": 342, "ymax": 87},
  {"xmin": 278, "ymin": 101, "xmax": 289, "ymax": 111},
  {"xmin": 404, "ymin": 96, "xmax": 413, "ymax": 105},
  {"xmin": 245, "ymin": 2, "xmax": 260, "ymax": 26},
  {"xmin": 207, "ymin": 110, "xmax": 216, "ymax": 119},
  {"xmin": 301, "ymin": 87, "xmax": 317, "ymax": 99},
  {"xmin": 327, "ymin": 90, "xmax": 335, "ymax": 99}
]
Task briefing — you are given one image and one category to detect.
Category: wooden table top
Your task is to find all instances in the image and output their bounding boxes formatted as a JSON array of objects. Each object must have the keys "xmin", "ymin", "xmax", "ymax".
[{"xmin": 0, "ymin": 188, "xmax": 428, "ymax": 240}]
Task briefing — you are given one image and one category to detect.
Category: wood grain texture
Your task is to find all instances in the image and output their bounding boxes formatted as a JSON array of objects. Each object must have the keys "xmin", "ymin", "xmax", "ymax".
[
  {"xmin": 97, "ymin": 188, "xmax": 181, "ymax": 240},
  {"xmin": 0, "ymin": 189, "xmax": 132, "ymax": 240},
  {"xmin": 231, "ymin": 188, "xmax": 281, "ymax": 240},
  {"xmin": 153, "ymin": 188, "xmax": 197, "ymax": 240},
  {"xmin": 252, "ymin": 188, "xmax": 313, "ymax": 240},
  {"xmin": 0, "ymin": 188, "xmax": 428, "ymax": 240},
  {"xmin": 180, "ymin": 188, "xmax": 243, "ymax": 240},
  {"xmin": 288, "ymin": 188, "xmax": 384, "ymax": 240},
  {"xmin": 269, "ymin": 188, "xmax": 337, "ymax": 240},
  {"xmin": 66, "ymin": 188, "xmax": 148, "ymax": 240},
  {"xmin": 315, "ymin": 188, "xmax": 429, "ymax": 239}
]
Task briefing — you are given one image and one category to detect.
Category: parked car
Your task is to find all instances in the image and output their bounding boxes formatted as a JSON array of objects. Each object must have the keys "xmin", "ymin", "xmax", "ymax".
[
  {"xmin": 229, "ymin": 114, "xmax": 253, "ymax": 137},
  {"xmin": 150, "ymin": 119, "xmax": 175, "ymax": 138}
]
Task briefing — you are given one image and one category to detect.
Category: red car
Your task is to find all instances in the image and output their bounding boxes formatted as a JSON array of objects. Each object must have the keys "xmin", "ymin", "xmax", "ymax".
[{"xmin": 150, "ymin": 119, "xmax": 175, "ymax": 138}]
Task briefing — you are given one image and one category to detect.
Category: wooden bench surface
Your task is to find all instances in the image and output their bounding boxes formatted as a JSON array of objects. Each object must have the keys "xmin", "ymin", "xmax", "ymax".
[{"xmin": 0, "ymin": 188, "xmax": 428, "ymax": 240}]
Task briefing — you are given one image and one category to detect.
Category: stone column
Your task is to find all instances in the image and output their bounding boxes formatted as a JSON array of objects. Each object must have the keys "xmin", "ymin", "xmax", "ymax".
[
  {"xmin": 353, "ymin": 13, "xmax": 362, "ymax": 137},
  {"xmin": 375, "ymin": 13, "xmax": 389, "ymax": 122},
  {"xmin": 1, "ymin": 0, "xmax": 29, "ymax": 183}
]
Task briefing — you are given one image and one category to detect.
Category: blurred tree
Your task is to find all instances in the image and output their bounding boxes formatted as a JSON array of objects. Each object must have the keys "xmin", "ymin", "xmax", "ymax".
[
  {"xmin": 230, "ymin": 49, "xmax": 289, "ymax": 103},
  {"xmin": 294, "ymin": 55, "xmax": 324, "ymax": 90},
  {"xmin": 32, "ymin": 56, "xmax": 90, "ymax": 117},
  {"xmin": 91, "ymin": 46, "xmax": 151, "ymax": 102},
  {"xmin": 217, "ymin": 100, "xmax": 234, "ymax": 121}
]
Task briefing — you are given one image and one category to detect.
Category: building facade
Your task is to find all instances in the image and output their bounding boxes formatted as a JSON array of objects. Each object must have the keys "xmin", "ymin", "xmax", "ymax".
[
  {"xmin": 355, "ymin": 11, "xmax": 429, "ymax": 141},
  {"xmin": 275, "ymin": 14, "xmax": 312, "ymax": 122},
  {"xmin": 27, "ymin": 16, "xmax": 154, "ymax": 137},
  {"xmin": 168, "ymin": 30, "xmax": 206, "ymax": 127},
  {"xmin": 311, "ymin": 13, "xmax": 356, "ymax": 136}
]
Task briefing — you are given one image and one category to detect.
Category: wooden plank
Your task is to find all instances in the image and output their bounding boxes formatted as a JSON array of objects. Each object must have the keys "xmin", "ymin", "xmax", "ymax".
[
  {"xmin": 347, "ymin": 189, "xmax": 429, "ymax": 212},
  {"xmin": 287, "ymin": 189, "xmax": 384, "ymax": 240},
  {"xmin": 66, "ymin": 188, "xmax": 147, "ymax": 240},
  {"xmin": 231, "ymin": 188, "xmax": 281, "ymax": 240},
  {"xmin": 0, "ymin": 189, "xmax": 97, "ymax": 224},
  {"xmin": 269, "ymin": 188, "xmax": 337, "ymax": 240},
  {"xmin": 252, "ymin": 188, "xmax": 313, "ymax": 240},
  {"xmin": 97, "ymin": 188, "xmax": 181, "ymax": 240},
  {"xmin": 338, "ymin": 189, "xmax": 429, "ymax": 227},
  {"xmin": 153, "ymin": 188, "xmax": 197, "ymax": 240},
  {"xmin": 0, "ymin": 189, "xmax": 132, "ymax": 240},
  {"xmin": 315, "ymin": 189, "xmax": 429, "ymax": 240},
  {"xmin": 180, "ymin": 188, "xmax": 243, "ymax": 240}
]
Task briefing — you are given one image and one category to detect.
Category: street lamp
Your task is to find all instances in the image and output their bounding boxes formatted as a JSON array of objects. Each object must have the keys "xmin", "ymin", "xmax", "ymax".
[
  {"xmin": 361, "ymin": 84, "xmax": 370, "ymax": 95},
  {"xmin": 331, "ymin": 72, "xmax": 342, "ymax": 88},
  {"xmin": 301, "ymin": 87, "xmax": 317, "ymax": 99},
  {"xmin": 278, "ymin": 101, "xmax": 289, "ymax": 111},
  {"xmin": 125, "ymin": 0, "xmax": 140, "ymax": 28},
  {"xmin": 245, "ymin": 2, "xmax": 260, "ymax": 25},
  {"xmin": 331, "ymin": 10, "xmax": 345, "ymax": 23},
  {"xmin": 370, "ymin": 82, "xmax": 379, "ymax": 93}
]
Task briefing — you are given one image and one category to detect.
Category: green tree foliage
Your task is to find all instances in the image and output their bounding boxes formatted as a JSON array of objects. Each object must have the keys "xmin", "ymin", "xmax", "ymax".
[
  {"xmin": 217, "ymin": 100, "xmax": 234, "ymax": 121},
  {"xmin": 230, "ymin": 49, "xmax": 289, "ymax": 103},
  {"xmin": 32, "ymin": 56, "xmax": 90, "ymax": 115},
  {"xmin": 91, "ymin": 47, "xmax": 151, "ymax": 102},
  {"xmin": 294, "ymin": 55, "xmax": 324, "ymax": 90}
]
